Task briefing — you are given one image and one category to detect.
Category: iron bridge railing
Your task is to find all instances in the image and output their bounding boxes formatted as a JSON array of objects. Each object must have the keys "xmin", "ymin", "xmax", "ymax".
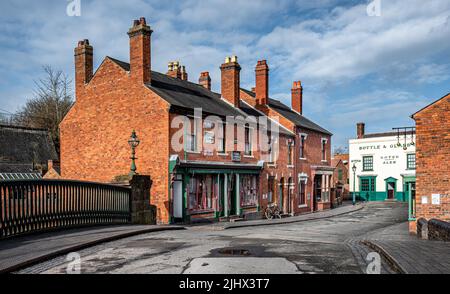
[{"xmin": 0, "ymin": 179, "xmax": 131, "ymax": 239}]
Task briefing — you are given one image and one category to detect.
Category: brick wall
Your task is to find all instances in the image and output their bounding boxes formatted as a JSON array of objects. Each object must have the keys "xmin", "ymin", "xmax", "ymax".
[
  {"xmin": 60, "ymin": 58, "xmax": 172, "ymax": 224},
  {"xmin": 413, "ymin": 94, "xmax": 450, "ymax": 223},
  {"xmin": 295, "ymin": 128, "xmax": 332, "ymax": 212},
  {"xmin": 240, "ymin": 89, "xmax": 332, "ymax": 214}
]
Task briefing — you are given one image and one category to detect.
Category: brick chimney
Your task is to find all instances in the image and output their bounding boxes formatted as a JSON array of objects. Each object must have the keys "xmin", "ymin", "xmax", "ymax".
[
  {"xmin": 199, "ymin": 72, "xmax": 211, "ymax": 90},
  {"xmin": 74, "ymin": 39, "xmax": 93, "ymax": 98},
  {"xmin": 255, "ymin": 60, "xmax": 269, "ymax": 105},
  {"xmin": 291, "ymin": 81, "xmax": 303, "ymax": 114},
  {"xmin": 167, "ymin": 61, "xmax": 181, "ymax": 79},
  {"xmin": 128, "ymin": 17, "xmax": 153, "ymax": 84},
  {"xmin": 357, "ymin": 122, "xmax": 365, "ymax": 139},
  {"xmin": 220, "ymin": 56, "xmax": 241, "ymax": 107},
  {"xmin": 181, "ymin": 66, "xmax": 188, "ymax": 81}
]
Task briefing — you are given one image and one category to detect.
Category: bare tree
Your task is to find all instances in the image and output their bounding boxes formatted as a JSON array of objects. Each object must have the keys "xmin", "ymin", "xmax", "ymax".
[{"xmin": 15, "ymin": 65, "xmax": 74, "ymax": 154}]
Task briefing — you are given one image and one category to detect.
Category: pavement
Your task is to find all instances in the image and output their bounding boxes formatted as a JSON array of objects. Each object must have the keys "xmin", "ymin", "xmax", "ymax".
[
  {"xmin": 16, "ymin": 202, "xmax": 412, "ymax": 274},
  {"xmin": 0, "ymin": 225, "xmax": 184, "ymax": 273},
  {"xmin": 199, "ymin": 202, "xmax": 365, "ymax": 230},
  {"xmin": 362, "ymin": 222, "xmax": 450, "ymax": 274}
]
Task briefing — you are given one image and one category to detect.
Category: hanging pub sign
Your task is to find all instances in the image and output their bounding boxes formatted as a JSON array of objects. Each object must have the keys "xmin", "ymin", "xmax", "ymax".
[{"xmin": 232, "ymin": 151, "xmax": 241, "ymax": 162}]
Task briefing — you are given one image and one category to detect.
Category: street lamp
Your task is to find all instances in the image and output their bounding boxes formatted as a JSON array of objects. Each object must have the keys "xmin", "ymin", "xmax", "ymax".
[
  {"xmin": 128, "ymin": 130, "xmax": 140, "ymax": 177},
  {"xmin": 352, "ymin": 164, "xmax": 357, "ymax": 206}
]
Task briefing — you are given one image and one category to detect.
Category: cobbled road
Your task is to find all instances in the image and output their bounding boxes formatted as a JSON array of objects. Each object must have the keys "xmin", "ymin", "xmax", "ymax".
[{"xmin": 19, "ymin": 202, "xmax": 408, "ymax": 274}]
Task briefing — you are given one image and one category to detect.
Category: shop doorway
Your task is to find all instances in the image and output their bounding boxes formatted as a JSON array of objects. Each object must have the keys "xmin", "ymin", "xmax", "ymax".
[
  {"xmin": 387, "ymin": 182, "xmax": 395, "ymax": 199},
  {"xmin": 229, "ymin": 174, "xmax": 237, "ymax": 216},
  {"xmin": 287, "ymin": 177, "xmax": 293, "ymax": 214},
  {"xmin": 172, "ymin": 179, "xmax": 183, "ymax": 221},
  {"xmin": 218, "ymin": 174, "xmax": 225, "ymax": 217},
  {"xmin": 279, "ymin": 178, "xmax": 285, "ymax": 212},
  {"xmin": 313, "ymin": 175, "xmax": 322, "ymax": 211}
]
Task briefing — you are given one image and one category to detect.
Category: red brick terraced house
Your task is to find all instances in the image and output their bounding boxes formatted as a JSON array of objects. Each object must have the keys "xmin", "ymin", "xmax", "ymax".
[
  {"xmin": 60, "ymin": 18, "xmax": 333, "ymax": 224},
  {"xmin": 240, "ymin": 62, "xmax": 333, "ymax": 214},
  {"xmin": 410, "ymin": 93, "xmax": 450, "ymax": 232}
]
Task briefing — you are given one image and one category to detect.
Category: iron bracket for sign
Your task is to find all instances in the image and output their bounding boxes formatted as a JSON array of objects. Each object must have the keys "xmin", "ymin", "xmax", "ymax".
[{"xmin": 392, "ymin": 127, "xmax": 416, "ymax": 150}]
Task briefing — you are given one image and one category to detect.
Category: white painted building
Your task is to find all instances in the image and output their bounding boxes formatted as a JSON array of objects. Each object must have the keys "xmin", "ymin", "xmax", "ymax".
[{"xmin": 349, "ymin": 123, "xmax": 416, "ymax": 202}]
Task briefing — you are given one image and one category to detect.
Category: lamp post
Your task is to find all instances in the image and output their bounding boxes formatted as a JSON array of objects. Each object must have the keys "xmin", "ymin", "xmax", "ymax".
[
  {"xmin": 352, "ymin": 163, "xmax": 357, "ymax": 205},
  {"xmin": 128, "ymin": 130, "xmax": 140, "ymax": 177}
]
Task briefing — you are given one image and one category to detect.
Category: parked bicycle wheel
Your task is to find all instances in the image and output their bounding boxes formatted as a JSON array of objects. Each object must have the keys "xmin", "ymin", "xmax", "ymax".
[{"xmin": 265, "ymin": 208, "xmax": 273, "ymax": 220}]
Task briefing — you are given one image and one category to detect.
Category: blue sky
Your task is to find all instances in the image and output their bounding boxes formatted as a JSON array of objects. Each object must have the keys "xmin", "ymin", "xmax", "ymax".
[{"xmin": 0, "ymin": 0, "xmax": 449, "ymax": 149}]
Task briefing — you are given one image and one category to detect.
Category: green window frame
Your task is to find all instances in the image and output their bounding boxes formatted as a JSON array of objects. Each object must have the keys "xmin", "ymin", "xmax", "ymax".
[
  {"xmin": 362, "ymin": 156, "xmax": 373, "ymax": 171},
  {"xmin": 407, "ymin": 153, "xmax": 416, "ymax": 170},
  {"xmin": 360, "ymin": 176, "xmax": 376, "ymax": 192},
  {"xmin": 338, "ymin": 169, "xmax": 343, "ymax": 181}
]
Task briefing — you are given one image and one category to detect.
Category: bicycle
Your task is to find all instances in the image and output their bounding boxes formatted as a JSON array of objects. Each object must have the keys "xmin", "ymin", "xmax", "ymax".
[{"xmin": 265, "ymin": 202, "xmax": 282, "ymax": 220}]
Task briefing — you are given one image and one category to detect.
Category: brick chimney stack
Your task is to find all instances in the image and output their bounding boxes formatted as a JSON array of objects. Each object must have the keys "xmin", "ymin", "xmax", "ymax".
[
  {"xmin": 74, "ymin": 39, "xmax": 93, "ymax": 98},
  {"xmin": 357, "ymin": 122, "xmax": 365, "ymax": 139},
  {"xmin": 291, "ymin": 81, "xmax": 303, "ymax": 114},
  {"xmin": 167, "ymin": 61, "xmax": 180, "ymax": 79},
  {"xmin": 199, "ymin": 72, "xmax": 211, "ymax": 90},
  {"xmin": 181, "ymin": 66, "xmax": 188, "ymax": 81},
  {"xmin": 255, "ymin": 60, "xmax": 269, "ymax": 105},
  {"xmin": 128, "ymin": 17, "xmax": 153, "ymax": 84},
  {"xmin": 220, "ymin": 56, "xmax": 241, "ymax": 107}
]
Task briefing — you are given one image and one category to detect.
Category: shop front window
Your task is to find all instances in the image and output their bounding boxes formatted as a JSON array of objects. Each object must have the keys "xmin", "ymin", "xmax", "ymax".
[
  {"xmin": 188, "ymin": 175, "xmax": 216, "ymax": 212},
  {"xmin": 240, "ymin": 175, "xmax": 258, "ymax": 206}
]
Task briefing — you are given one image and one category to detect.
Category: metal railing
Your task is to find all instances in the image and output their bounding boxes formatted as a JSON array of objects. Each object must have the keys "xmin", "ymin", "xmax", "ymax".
[{"xmin": 0, "ymin": 179, "xmax": 131, "ymax": 239}]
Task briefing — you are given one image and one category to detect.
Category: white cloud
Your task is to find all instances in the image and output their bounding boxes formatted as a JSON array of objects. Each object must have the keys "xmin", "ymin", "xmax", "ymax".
[{"xmin": 0, "ymin": 0, "xmax": 449, "ymax": 147}]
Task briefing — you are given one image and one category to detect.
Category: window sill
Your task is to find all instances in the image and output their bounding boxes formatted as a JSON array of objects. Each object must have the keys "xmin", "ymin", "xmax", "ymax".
[
  {"xmin": 299, "ymin": 158, "xmax": 307, "ymax": 161},
  {"xmin": 298, "ymin": 204, "xmax": 308, "ymax": 208},
  {"xmin": 321, "ymin": 160, "xmax": 328, "ymax": 163},
  {"xmin": 287, "ymin": 165, "xmax": 294, "ymax": 169},
  {"xmin": 217, "ymin": 153, "xmax": 228, "ymax": 157},
  {"xmin": 186, "ymin": 150, "xmax": 201, "ymax": 154},
  {"xmin": 189, "ymin": 209, "xmax": 215, "ymax": 215},
  {"xmin": 241, "ymin": 204, "xmax": 257, "ymax": 209},
  {"xmin": 243, "ymin": 155, "xmax": 254, "ymax": 158},
  {"xmin": 267, "ymin": 164, "xmax": 277, "ymax": 168}
]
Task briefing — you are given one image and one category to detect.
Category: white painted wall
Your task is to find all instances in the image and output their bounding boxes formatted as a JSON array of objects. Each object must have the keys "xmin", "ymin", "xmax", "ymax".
[{"xmin": 349, "ymin": 134, "xmax": 415, "ymax": 193}]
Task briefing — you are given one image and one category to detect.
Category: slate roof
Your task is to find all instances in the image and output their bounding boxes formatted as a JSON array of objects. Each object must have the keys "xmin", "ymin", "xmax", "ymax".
[
  {"xmin": 0, "ymin": 125, "xmax": 58, "ymax": 174},
  {"xmin": 362, "ymin": 130, "xmax": 415, "ymax": 139},
  {"xmin": 109, "ymin": 57, "xmax": 242, "ymax": 117},
  {"xmin": 108, "ymin": 57, "xmax": 293, "ymax": 136},
  {"xmin": 241, "ymin": 88, "xmax": 332, "ymax": 135}
]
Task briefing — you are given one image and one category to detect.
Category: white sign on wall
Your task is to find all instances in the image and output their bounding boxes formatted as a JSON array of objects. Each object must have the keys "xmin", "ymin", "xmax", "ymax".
[
  {"xmin": 432, "ymin": 194, "xmax": 441, "ymax": 205},
  {"xmin": 421, "ymin": 196, "xmax": 428, "ymax": 205}
]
